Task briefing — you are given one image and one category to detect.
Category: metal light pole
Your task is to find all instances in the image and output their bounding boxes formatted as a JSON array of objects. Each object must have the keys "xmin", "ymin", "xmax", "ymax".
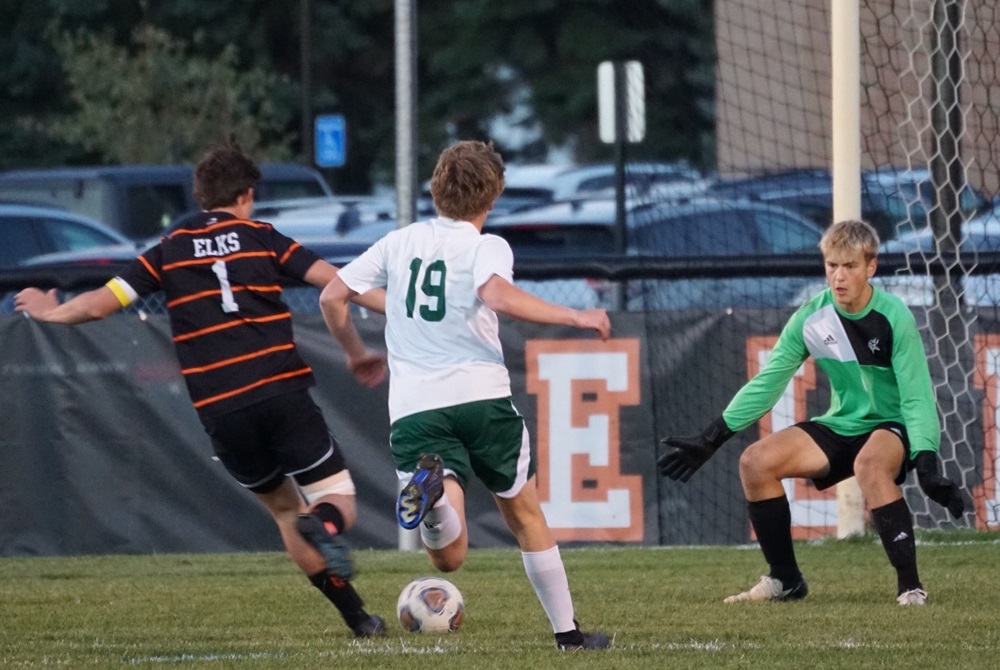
[
  {"xmin": 395, "ymin": 0, "xmax": 418, "ymax": 230},
  {"xmin": 300, "ymin": 0, "xmax": 313, "ymax": 164}
]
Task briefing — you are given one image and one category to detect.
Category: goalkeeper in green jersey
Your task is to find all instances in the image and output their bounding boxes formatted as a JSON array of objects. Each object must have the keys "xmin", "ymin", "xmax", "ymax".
[{"xmin": 658, "ymin": 218, "xmax": 966, "ymax": 606}]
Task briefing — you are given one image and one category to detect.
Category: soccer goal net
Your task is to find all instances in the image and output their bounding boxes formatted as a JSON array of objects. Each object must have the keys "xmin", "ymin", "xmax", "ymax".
[{"xmin": 702, "ymin": 0, "xmax": 999, "ymax": 536}]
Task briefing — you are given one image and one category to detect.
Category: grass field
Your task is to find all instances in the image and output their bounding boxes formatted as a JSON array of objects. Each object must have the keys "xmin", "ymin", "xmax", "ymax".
[{"xmin": 1, "ymin": 532, "xmax": 997, "ymax": 669}]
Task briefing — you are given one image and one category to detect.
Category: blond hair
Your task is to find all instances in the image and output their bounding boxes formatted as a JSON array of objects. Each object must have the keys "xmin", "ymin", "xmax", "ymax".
[{"xmin": 820, "ymin": 219, "xmax": 880, "ymax": 261}]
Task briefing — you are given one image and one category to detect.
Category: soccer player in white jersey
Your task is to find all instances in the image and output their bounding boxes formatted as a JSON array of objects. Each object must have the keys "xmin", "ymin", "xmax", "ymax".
[
  {"xmin": 658, "ymin": 219, "xmax": 965, "ymax": 606},
  {"xmin": 320, "ymin": 140, "xmax": 612, "ymax": 650}
]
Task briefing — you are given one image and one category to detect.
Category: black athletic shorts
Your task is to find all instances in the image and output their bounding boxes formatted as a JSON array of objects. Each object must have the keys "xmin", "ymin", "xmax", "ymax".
[
  {"xmin": 796, "ymin": 420, "xmax": 911, "ymax": 491},
  {"xmin": 201, "ymin": 389, "xmax": 346, "ymax": 494}
]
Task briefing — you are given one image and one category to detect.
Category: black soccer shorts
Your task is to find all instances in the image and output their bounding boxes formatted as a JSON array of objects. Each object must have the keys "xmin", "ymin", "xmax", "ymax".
[
  {"xmin": 796, "ymin": 420, "xmax": 911, "ymax": 491},
  {"xmin": 201, "ymin": 389, "xmax": 347, "ymax": 494}
]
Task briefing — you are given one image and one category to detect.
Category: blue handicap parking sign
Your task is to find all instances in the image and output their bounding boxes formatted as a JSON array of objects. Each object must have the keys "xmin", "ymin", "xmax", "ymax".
[{"xmin": 315, "ymin": 114, "xmax": 346, "ymax": 168}]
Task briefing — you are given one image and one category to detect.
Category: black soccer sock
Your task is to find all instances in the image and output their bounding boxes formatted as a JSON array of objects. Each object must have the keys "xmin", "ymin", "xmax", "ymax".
[
  {"xmin": 309, "ymin": 571, "xmax": 368, "ymax": 630},
  {"xmin": 310, "ymin": 502, "xmax": 346, "ymax": 535},
  {"xmin": 747, "ymin": 495, "xmax": 802, "ymax": 585},
  {"xmin": 870, "ymin": 497, "xmax": 922, "ymax": 594}
]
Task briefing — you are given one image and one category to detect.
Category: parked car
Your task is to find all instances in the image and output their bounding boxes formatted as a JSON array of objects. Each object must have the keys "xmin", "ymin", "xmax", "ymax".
[
  {"xmin": 528, "ymin": 162, "xmax": 703, "ymax": 200},
  {"xmin": 335, "ymin": 198, "xmax": 827, "ymax": 309},
  {"xmin": 0, "ymin": 163, "xmax": 333, "ymax": 241},
  {"xmin": 254, "ymin": 195, "xmax": 396, "ymax": 238},
  {"xmin": 788, "ymin": 208, "xmax": 1000, "ymax": 308},
  {"xmin": 881, "ymin": 211, "xmax": 1000, "ymax": 255},
  {"xmin": 0, "ymin": 203, "xmax": 131, "ymax": 268},
  {"xmin": 878, "ymin": 208, "xmax": 1000, "ymax": 308},
  {"xmin": 484, "ymin": 197, "xmax": 826, "ymax": 310},
  {"xmin": 20, "ymin": 230, "xmax": 371, "ymax": 271},
  {"xmin": 707, "ymin": 166, "xmax": 993, "ymax": 242},
  {"xmin": 17, "ymin": 223, "xmax": 375, "ymax": 316},
  {"xmin": 419, "ymin": 161, "xmax": 704, "ymax": 217}
]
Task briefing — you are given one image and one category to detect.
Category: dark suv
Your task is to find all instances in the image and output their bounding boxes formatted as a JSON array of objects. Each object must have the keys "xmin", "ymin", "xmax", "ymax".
[
  {"xmin": 0, "ymin": 163, "xmax": 333, "ymax": 241},
  {"xmin": 484, "ymin": 197, "xmax": 825, "ymax": 309}
]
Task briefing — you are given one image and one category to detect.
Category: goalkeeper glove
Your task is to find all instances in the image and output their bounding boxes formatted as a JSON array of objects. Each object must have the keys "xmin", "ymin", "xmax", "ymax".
[
  {"xmin": 913, "ymin": 451, "xmax": 965, "ymax": 519},
  {"xmin": 658, "ymin": 417, "xmax": 734, "ymax": 483}
]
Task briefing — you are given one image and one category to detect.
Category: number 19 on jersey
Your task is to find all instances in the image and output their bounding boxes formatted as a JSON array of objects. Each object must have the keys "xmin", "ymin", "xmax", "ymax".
[{"xmin": 405, "ymin": 258, "xmax": 447, "ymax": 321}]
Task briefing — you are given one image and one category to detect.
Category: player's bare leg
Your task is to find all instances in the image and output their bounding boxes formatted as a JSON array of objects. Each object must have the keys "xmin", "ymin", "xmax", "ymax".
[
  {"xmin": 495, "ymin": 477, "xmax": 609, "ymax": 651},
  {"xmin": 259, "ymin": 477, "xmax": 385, "ymax": 637},
  {"xmin": 256, "ymin": 478, "xmax": 324, "ymax": 574},
  {"xmin": 727, "ymin": 427, "xmax": 828, "ymax": 603}
]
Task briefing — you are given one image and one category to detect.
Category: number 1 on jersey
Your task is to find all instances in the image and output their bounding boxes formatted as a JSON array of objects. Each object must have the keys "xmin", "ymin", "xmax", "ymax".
[
  {"xmin": 405, "ymin": 257, "xmax": 447, "ymax": 321},
  {"xmin": 211, "ymin": 260, "xmax": 240, "ymax": 313}
]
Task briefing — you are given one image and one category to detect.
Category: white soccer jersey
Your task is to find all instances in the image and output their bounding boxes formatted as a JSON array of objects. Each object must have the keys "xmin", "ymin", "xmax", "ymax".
[{"xmin": 337, "ymin": 217, "xmax": 514, "ymax": 422}]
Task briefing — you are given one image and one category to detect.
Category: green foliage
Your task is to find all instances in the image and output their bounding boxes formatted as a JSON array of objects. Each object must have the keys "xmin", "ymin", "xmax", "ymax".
[
  {"xmin": 419, "ymin": 0, "xmax": 716, "ymax": 168},
  {"xmin": 1, "ymin": 540, "xmax": 998, "ymax": 669},
  {"xmin": 40, "ymin": 24, "xmax": 297, "ymax": 164},
  {"xmin": 0, "ymin": 1, "xmax": 90, "ymax": 168},
  {"xmin": 0, "ymin": 0, "xmax": 717, "ymax": 186}
]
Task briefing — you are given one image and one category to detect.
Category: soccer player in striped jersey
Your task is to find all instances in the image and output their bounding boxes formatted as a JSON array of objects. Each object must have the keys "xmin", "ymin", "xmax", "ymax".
[
  {"xmin": 319, "ymin": 140, "xmax": 612, "ymax": 650},
  {"xmin": 658, "ymin": 218, "xmax": 966, "ymax": 606},
  {"xmin": 14, "ymin": 142, "xmax": 389, "ymax": 637}
]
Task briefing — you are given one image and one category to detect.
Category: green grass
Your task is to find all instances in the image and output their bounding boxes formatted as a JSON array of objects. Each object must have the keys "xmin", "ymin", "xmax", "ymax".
[{"xmin": 1, "ymin": 533, "xmax": 998, "ymax": 669}]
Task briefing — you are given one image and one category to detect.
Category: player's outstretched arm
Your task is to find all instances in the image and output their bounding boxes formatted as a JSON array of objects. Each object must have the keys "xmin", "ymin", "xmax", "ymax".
[
  {"xmin": 15, "ymin": 286, "xmax": 123, "ymax": 324},
  {"xmin": 318, "ymin": 275, "xmax": 386, "ymax": 387},
  {"xmin": 658, "ymin": 417, "xmax": 735, "ymax": 483},
  {"xmin": 478, "ymin": 275, "xmax": 610, "ymax": 340}
]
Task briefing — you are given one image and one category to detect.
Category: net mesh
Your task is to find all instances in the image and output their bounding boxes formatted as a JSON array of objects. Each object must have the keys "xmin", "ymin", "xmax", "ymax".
[{"xmin": 668, "ymin": 0, "xmax": 1000, "ymax": 536}]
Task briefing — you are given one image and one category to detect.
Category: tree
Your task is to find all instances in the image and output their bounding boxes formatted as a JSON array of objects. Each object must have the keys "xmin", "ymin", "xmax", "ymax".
[
  {"xmin": 0, "ymin": 0, "xmax": 717, "ymax": 189},
  {"xmin": 418, "ymin": 0, "xmax": 716, "ymax": 170},
  {"xmin": 0, "ymin": 1, "xmax": 92, "ymax": 169},
  {"xmin": 40, "ymin": 24, "xmax": 296, "ymax": 164}
]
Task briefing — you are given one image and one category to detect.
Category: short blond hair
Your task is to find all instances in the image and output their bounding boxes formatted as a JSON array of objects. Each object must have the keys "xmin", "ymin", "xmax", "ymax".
[
  {"xmin": 429, "ymin": 141, "xmax": 505, "ymax": 220},
  {"xmin": 820, "ymin": 219, "xmax": 880, "ymax": 261}
]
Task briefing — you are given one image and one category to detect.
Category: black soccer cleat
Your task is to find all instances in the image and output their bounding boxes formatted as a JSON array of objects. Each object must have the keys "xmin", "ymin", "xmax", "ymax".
[
  {"xmin": 396, "ymin": 453, "xmax": 445, "ymax": 530},
  {"xmin": 296, "ymin": 512, "xmax": 355, "ymax": 580},
  {"xmin": 351, "ymin": 613, "xmax": 388, "ymax": 638},
  {"xmin": 555, "ymin": 622, "xmax": 610, "ymax": 651}
]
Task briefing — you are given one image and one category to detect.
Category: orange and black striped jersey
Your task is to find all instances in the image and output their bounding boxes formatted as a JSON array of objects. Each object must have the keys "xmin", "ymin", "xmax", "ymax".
[{"xmin": 110, "ymin": 211, "xmax": 322, "ymax": 418}]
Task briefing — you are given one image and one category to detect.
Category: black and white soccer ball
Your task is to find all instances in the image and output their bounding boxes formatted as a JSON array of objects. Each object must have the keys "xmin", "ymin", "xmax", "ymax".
[{"xmin": 396, "ymin": 576, "xmax": 465, "ymax": 634}]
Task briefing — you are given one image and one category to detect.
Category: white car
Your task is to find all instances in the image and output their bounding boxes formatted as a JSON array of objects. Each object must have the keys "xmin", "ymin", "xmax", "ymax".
[
  {"xmin": 254, "ymin": 195, "xmax": 395, "ymax": 238},
  {"xmin": 421, "ymin": 161, "xmax": 705, "ymax": 217}
]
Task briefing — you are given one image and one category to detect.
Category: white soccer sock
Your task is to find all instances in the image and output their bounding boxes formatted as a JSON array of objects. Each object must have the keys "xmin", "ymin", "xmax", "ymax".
[
  {"xmin": 522, "ymin": 546, "xmax": 576, "ymax": 633},
  {"xmin": 419, "ymin": 491, "xmax": 462, "ymax": 549}
]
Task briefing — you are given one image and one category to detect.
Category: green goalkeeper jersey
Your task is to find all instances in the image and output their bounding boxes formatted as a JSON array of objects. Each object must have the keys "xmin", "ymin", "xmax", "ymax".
[{"xmin": 722, "ymin": 285, "xmax": 940, "ymax": 457}]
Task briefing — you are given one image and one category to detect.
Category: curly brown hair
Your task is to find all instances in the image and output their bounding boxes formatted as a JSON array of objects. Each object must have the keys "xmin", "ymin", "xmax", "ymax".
[
  {"xmin": 193, "ymin": 141, "xmax": 261, "ymax": 211},
  {"xmin": 429, "ymin": 141, "xmax": 506, "ymax": 220}
]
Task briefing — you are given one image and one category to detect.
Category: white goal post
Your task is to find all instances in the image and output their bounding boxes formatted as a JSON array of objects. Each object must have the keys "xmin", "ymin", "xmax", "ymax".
[{"xmin": 831, "ymin": 0, "xmax": 866, "ymax": 538}]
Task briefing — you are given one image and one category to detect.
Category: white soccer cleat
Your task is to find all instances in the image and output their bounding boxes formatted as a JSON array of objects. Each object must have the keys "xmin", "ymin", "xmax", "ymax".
[
  {"xmin": 896, "ymin": 588, "xmax": 928, "ymax": 605},
  {"xmin": 724, "ymin": 575, "xmax": 809, "ymax": 603}
]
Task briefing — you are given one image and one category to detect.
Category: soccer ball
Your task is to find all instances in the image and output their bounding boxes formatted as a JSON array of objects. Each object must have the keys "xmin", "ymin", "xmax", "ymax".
[{"xmin": 396, "ymin": 576, "xmax": 465, "ymax": 634}]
